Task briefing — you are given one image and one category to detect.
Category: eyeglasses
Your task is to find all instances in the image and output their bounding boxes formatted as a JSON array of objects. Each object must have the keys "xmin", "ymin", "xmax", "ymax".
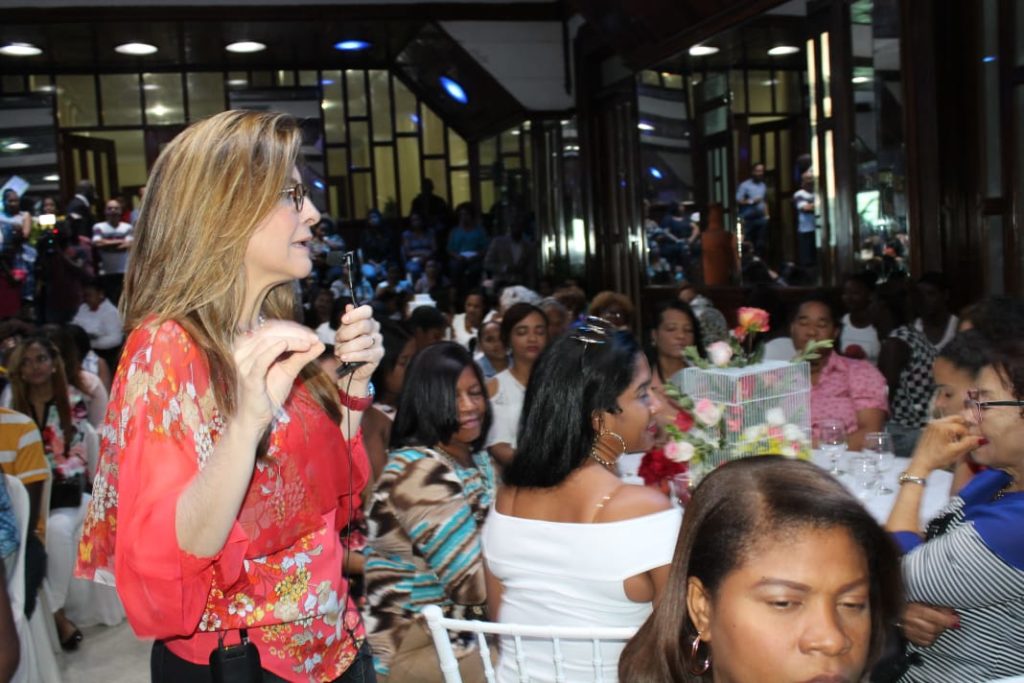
[
  {"xmin": 280, "ymin": 183, "xmax": 309, "ymax": 213},
  {"xmin": 964, "ymin": 390, "xmax": 1024, "ymax": 423}
]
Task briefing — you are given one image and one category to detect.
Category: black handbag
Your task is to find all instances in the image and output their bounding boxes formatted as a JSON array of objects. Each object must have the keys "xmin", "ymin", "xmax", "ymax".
[
  {"xmin": 209, "ymin": 629, "xmax": 263, "ymax": 683},
  {"xmin": 49, "ymin": 472, "xmax": 85, "ymax": 510}
]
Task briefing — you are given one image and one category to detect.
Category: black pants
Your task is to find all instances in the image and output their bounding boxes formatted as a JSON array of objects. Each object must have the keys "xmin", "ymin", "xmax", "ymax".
[{"xmin": 151, "ymin": 640, "xmax": 377, "ymax": 683}]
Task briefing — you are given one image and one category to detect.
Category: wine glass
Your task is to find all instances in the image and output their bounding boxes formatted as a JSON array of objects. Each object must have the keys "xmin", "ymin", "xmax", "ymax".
[
  {"xmin": 670, "ymin": 472, "xmax": 693, "ymax": 509},
  {"xmin": 848, "ymin": 454, "xmax": 879, "ymax": 499},
  {"xmin": 863, "ymin": 431, "xmax": 896, "ymax": 494},
  {"xmin": 816, "ymin": 419, "xmax": 847, "ymax": 475}
]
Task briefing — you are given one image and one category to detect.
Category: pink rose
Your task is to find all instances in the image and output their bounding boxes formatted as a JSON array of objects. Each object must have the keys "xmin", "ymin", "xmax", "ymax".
[
  {"xmin": 737, "ymin": 307, "xmax": 771, "ymax": 333},
  {"xmin": 707, "ymin": 341, "xmax": 733, "ymax": 367},
  {"xmin": 664, "ymin": 440, "xmax": 695, "ymax": 463},
  {"xmin": 694, "ymin": 398, "xmax": 723, "ymax": 426}
]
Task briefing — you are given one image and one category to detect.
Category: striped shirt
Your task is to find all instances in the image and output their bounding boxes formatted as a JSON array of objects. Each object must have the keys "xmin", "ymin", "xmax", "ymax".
[
  {"xmin": 364, "ymin": 447, "xmax": 495, "ymax": 677},
  {"xmin": 895, "ymin": 469, "xmax": 1024, "ymax": 682},
  {"xmin": 0, "ymin": 407, "xmax": 48, "ymax": 537}
]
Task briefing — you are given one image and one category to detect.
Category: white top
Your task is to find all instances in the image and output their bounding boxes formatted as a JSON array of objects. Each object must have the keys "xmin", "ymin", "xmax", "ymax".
[
  {"xmin": 763, "ymin": 336, "xmax": 797, "ymax": 362},
  {"xmin": 486, "ymin": 370, "xmax": 525, "ymax": 449},
  {"xmin": 447, "ymin": 312, "xmax": 478, "ymax": 350},
  {"xmin": 914, "ymin": 315, "xmax": 960, "ymax": 351},
  {"xmin": 840, "ymin": 313, "xmax": 881, "ymax": 362},
  {"xmin": 482, "ymin": 507, "xmax": 682, "ymax": 683},
  {"xmin": 72, "ymin": 300, "xmax": 123, "ymax": 351},
  {"xmin": 91, "ymin": 221, "xmax": 133, "ymax": 274}
]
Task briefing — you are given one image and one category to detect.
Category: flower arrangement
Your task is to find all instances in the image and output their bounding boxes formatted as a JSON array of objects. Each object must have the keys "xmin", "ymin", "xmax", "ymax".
[
  {"xmin": 638, "ymin": 388, "xmax": 724, "ymax": 487},
  {"xmin": 684, "ymin": 306, "xmax": 832, "ymax": 369}
]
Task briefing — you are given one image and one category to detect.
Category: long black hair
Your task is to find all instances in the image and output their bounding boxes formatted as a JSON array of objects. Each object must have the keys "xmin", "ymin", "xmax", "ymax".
[
  {"xmin": 619, "ymin": 456, "xmax": 903, "ymax": 682},
  {"xmin": 502, "ymin": 328, "xmax": 642, "ymax": 488},
  {"xmin": 390, "ymin": 342, "xmax": 492, "ymax": 451}
]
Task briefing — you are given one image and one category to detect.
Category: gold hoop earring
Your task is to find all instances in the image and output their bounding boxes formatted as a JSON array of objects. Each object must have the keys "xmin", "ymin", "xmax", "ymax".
[
  {"xmin": 688, "ymin": 632, "xmax": 711, "ymax": 675},
  {"xmin": 589, "ymin": 430, "xmax": 626, "ymax": 472}
]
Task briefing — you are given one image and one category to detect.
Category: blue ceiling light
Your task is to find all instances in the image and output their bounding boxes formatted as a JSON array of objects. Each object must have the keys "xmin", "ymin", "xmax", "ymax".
[
  {"xmin": 410, "ymin": 113, "xmax": 421, "ymax": 125},
  {"xmin": 312, "ymin": 179, "xmax": 326, "ymax": 190},
  {"xmin": 320, "ymin": 78, "xmax": 335, "ymax": 85},
  {"xmin": 983, "ymin": 55, "xmax": 997, "ymax": 63},
  {"xmin": 440, "ymin": 76, "xmax": 469, "ymax": 104},
  {"xmin": 334, "ymin": 40, "xmax": 371, "ymax": 52},
  {"xmin": 649, "ymin": 166, "xmax": 664, "ymax": 180}
]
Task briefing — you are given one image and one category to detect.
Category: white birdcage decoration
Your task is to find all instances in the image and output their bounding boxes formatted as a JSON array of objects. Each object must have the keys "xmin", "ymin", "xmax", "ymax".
[{"xmin": 673, "ymin": 360, "xmax": 813, "ymax": 478}]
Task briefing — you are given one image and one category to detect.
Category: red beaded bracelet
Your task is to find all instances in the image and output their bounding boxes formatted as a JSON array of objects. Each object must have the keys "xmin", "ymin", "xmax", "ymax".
[{"xmin": 339, "ymin": 382, "xmax": 375, "ymax": 412}]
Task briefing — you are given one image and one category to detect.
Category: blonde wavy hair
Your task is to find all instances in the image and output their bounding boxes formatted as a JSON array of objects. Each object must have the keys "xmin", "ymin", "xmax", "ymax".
[{"xmin": 124, "ymin": 110, "xmax": 340, "ymax": 421}]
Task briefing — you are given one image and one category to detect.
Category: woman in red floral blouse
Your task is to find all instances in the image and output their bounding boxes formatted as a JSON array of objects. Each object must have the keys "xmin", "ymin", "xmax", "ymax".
[{"xmin": 76, "ymin": 110, "xmax": 383, "ymax": 683}]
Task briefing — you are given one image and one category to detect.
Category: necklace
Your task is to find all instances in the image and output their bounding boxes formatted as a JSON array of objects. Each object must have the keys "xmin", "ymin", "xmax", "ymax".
[
  {"xmin": 589, "ymin": 449, "xmax": 617, "ymax": 473},
  {"xmin": 994, "ymin": 481, "xmax": 1015, "ymax": 500}
]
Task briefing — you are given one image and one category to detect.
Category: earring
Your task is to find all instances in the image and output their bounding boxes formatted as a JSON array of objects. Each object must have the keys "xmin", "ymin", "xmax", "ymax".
[
  {"xmin": 688, "ymin": 632, "xmax": 711, "ymax": 675},
  {"xmin": 598, "ymin": 430, "xmax": 627, "ymax": 456}
]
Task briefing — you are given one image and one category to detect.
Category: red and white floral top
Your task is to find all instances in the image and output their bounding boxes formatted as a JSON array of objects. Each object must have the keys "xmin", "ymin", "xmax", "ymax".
[{"xmin": 76, "ymin": 318, "xmax": 370, "ymax": 682}]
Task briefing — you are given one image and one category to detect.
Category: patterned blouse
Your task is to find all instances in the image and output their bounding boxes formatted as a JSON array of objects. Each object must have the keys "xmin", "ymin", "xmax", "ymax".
[
  {"xmin": 364, "ymin": 447, "xmax": 496, "ymax": 677},
  {"xmin": 75, "ymin": 319, "xmax": 370, "ymax": 682},
  {"xmin": 889, "ymin": 325, "xmax": 938, "ymax": 428}
]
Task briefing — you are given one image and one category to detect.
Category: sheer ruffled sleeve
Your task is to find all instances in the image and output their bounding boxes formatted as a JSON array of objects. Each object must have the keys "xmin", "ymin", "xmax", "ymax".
[{"xmin": 78, "ymin": 320, "xmax": 249, "ymax": 639}]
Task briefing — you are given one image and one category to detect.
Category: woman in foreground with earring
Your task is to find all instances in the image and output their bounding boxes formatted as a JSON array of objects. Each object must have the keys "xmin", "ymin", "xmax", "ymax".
[
  {"xmin": 482, "ymin": 317, "xmax": 679, "ymax": 682},
  {"xmin": 619, "ymin": 456, "xmax": 903, "ymax": 683}
]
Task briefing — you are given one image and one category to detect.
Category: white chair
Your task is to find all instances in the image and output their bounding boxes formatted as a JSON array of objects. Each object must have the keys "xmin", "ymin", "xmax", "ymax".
[
  {"xmin": 422, "ymin": 604, "xmax": 637, "ymax": 683},
  {"xmin": 5, "ymin": 474, "xmax": 62, "ymax": 683}
]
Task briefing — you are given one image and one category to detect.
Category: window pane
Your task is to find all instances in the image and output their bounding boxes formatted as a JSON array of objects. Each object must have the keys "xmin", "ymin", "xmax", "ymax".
[
  {"xmin": 346, "ymin": 70, "xmax": 366, "ymax": 117},
  {"xmin": 28, "ymin": 75, "xmax": 53, "ymax": 93},
  {"xmin": 729, "ymin": 71, "xmax": 746, "ymax": 113},
  {"xmin": 227, "ymin": 71, "xmax": 249, "ymax": 89},
  {"xmin": 100, "ymin": 74, "xmax": 141, "ymax": 126},
  {"xmin": 276, "ymin": 70, "xmax": 295, "ymax": 87},
  {"xmin": 352, "ymin": 172, "xmax": 373, "ymax": 218},
  {"xmin": 349, "ymin": 121, "xmax": 370, "ymax": 168},
  {"xmin": 79, "ymin": 130, "xmax": 147, "ymax": 189},
  {"xmin": 369, "ymin": 70, "xmax": 392, "ymax": 142},
  {"xmin": 187, "ymin": 72, "xmax": 224, "ymax": 120},
  {"xmin": 298, "ymin": 70, "xmax": 318, "ymax": 87},
  {"xmin": 479, "ymin": 137, "xmax": 497, "ymax": 169},
  {"xmin": 500, "ymin": 126, "xmax": 520, "ymax": 155},
  {"xmin": 375, "ymin": 146, "xmax": 397, "ymax": 215},
  {"xmin": 480, "ymin": 180, "xmax": 495, "ymax": 216},
  {"xmin": 327, "ymin": 147, "xmax": 348, "ymax": 179},
  {"xmin": 321, "ymin": 70, "xmax": 345, "ymax": 144},
  {"xmin": 448, "ymin": 128, "xmax": 468, "ymax": 167},
  {"xmin": 56, "ymin": 75, "xmax": 98, "ymax": 127},
  {"xmin": 143, "ymin": 73, "xmax": 185, "ymax": 124},
  {"xmin": 393, "ymin": 79, "xmax": 418, "ymax": 134},
  {"xmin": 748, "ymin": 70, "xmax": 774, "ymax": 113},
  {"xmin": 422, "ymin": 106, "xmax": 445, "ymax": 156},
  {"xmin": 424, "ymin": 159, "xmax": 448, "ymax": 204},
  {"xmin": 397, "ymin": 137, "xmax": 421, "ymax": 214},
  {"xmin": 251, "ymin": 71, "xmax": 272, "ymax": 87},
  {"xmin": 451, "ymin": 170, "xmax": 471, "ymax": 207}
]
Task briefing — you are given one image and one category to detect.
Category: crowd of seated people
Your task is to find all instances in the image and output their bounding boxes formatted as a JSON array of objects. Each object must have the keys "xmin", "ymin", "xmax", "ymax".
[{"xmin": 2, "ymin": 113, "xmax": 1024, "ymax": 683}]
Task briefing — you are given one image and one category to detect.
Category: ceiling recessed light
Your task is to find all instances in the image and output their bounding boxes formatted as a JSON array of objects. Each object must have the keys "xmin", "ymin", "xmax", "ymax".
[
  {"xmin": 637, "ymin": 122, "xmax": 655, "ymax": 132},
  {"xmin": 440, "ymin": 76, "xmax": 468, "ymax": 104},
  {"xmin": 852, "ymin": 76, "xmax": 871, "ymax": 84},
  {"xmin": 649, "ymin": 166, "xmax": 664, "ymax": 180},
  {"xmin": 115, "ymin": 42, "xmax": 158, "ymax": 56},
  {"xmin": 0, "ymin": 43, "xmax": 42, "ymax": 57},
  {"xmin": 768, "ymin": 45, "xmax": 800, "ymax": 56},
  {"xmin": 43, "ymin": 174, "xmax": 59, "ymax": 182},
  {"xmin": 148, "ymin": 104, "xmax": 169, "ymax": 117},
  {"xmin": 689, "ymin": 45, "xmax": 719, "ymax": 57},
  {"xmin": 226, "ymin": 41, "xmax": 266, "ymax": 54},
  {"xmin": 334, "ymin": 40, "xmax": 371, "ymax": 52},
  {"xmin": 3, "ymin": 142, "xmax": 29, "ymax": 151}
]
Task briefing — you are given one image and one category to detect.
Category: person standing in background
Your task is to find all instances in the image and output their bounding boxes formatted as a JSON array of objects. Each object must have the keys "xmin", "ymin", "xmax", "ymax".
[
  {"xmin": 91, "ymin": 198, "xmax": 133, "ymax": 305},
  {"xmin": 736, "ymin": 162, "xmax": 769, "ymax": 257},
  {"xmin": 793, "ymin": 171, "xmax": 817, "ymax": 268}
]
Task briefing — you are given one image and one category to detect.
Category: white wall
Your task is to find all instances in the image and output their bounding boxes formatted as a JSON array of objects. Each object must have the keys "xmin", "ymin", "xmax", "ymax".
[{"xmin": 440, "ymin": 20, "xmax": 575, "ymax": 112}]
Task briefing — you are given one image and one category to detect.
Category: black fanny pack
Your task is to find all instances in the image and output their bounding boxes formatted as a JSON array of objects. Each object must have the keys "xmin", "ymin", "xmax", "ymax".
[{"xmin": 209, "ymin": 629, "xmax": 263, "ymax": 683}]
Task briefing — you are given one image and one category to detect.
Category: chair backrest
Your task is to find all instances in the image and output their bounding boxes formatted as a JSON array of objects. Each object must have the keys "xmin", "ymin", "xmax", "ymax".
[
  {"xmin": 5, "ymin": 474, "xmax": 30, "ymax": 617},
  {"xmin": 422, "ymin": 604, "xmax": 638, "ymax": 683},
  {"xmin": 81, "ymin": 421, "xmax": 100, "ymax": 482}
]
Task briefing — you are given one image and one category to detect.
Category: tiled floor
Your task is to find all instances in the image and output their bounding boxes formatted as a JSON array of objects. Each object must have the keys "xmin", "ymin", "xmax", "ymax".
[{"xmin": 58, "ymin": 621, "xmax": 150, "ymax": 683}]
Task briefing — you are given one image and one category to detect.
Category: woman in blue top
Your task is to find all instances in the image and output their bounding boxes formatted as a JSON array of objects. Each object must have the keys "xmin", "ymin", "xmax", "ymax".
[{"xmin": 886, "ymin": 334, "xmax": 1024, "ymax": 682}]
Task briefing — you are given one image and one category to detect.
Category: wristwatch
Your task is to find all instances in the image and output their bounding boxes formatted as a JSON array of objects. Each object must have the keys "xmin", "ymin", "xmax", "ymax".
[
  {"xmin": 897, "ymin": 471, "xmax": 928, "ymax": 487},
  {"xmin": 339, "ymin": 381, "xmax": 375, "ymax": 412}
]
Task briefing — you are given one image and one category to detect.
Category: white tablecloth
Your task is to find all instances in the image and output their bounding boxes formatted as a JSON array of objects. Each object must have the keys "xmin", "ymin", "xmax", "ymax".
[
  {"xmin": 812, "ymin": 450, "xmax": 953, "ymax": 528},
  {"xmin": 619, "ymin": 450, "xmax": 953, "ymax": 529}
]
